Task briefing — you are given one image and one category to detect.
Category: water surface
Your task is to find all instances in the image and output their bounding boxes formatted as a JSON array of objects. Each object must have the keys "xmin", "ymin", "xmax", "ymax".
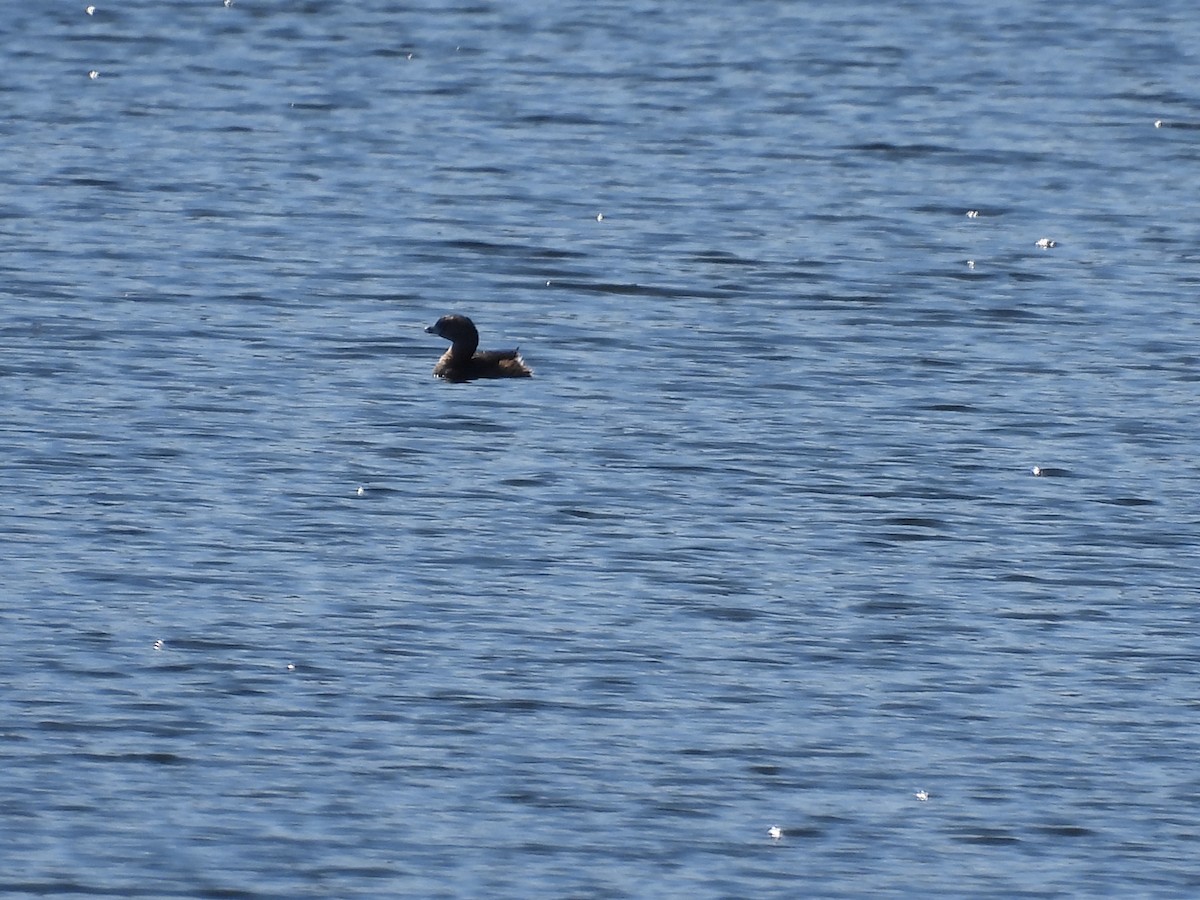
[{"xmin": 3, "ymin": 1, "xmax": 1200, "ymax": 896}]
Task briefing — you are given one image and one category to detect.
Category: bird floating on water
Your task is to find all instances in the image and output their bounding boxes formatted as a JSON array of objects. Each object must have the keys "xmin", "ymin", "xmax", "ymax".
[{"xmin": 425, "ymin": 314, "xmax": 532, "ymax": 382}]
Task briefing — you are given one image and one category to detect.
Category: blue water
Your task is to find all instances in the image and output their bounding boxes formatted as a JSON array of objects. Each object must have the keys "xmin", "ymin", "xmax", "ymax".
[{"xmin": 3, "ymin": 1, "xmax": 1200, "ymax": 896}]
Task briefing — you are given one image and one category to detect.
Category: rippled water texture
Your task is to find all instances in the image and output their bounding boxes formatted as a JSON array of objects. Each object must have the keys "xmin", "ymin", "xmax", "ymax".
[{"xmin": 3, "ymin": 1, "xmax": 1200, "ymax": 896}]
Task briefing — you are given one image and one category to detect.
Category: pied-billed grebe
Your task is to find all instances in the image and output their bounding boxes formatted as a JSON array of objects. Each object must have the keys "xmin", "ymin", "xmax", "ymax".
[{"xmin": 424, "ymin": 314, "xmax": 532, "ymax": 382}]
